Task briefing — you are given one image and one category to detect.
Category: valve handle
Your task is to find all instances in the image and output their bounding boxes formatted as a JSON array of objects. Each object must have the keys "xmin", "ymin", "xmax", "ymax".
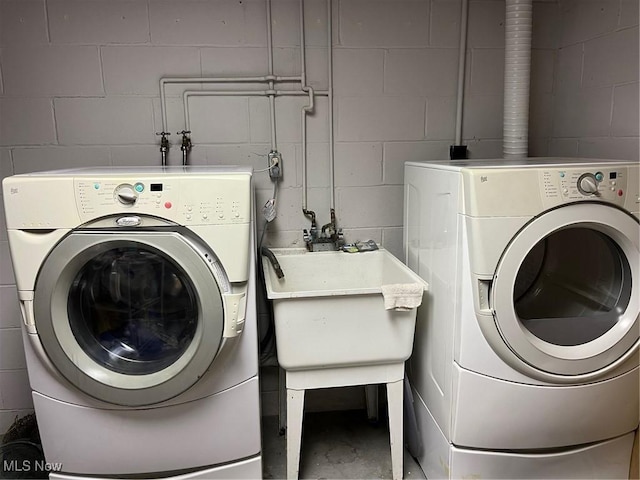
[
  {"xmin": 156, "ymin": 132, "xmax": 170, "ymax": 152},
  {"xmin": 177, "ymin": 130, "xmax": 192, "ymax": 151}
]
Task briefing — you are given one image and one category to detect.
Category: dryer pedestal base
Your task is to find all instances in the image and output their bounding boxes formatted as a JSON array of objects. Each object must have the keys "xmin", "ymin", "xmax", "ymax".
[{"xmin": 413, "ymin": 386, "xmax": 636, "ymax": 480}]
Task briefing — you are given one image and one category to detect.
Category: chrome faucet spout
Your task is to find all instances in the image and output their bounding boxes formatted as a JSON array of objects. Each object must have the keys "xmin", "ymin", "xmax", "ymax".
[
  {"xmin": 156, "ymin": 131, "xmax": 171, "ymax": 166},
  {"xmin": 261, "ymin": 247, "xmax": 284, "ymax": 279},
  {"xmin": 178, "ymin": 130, "xmax": 192, "ymax": 166}
]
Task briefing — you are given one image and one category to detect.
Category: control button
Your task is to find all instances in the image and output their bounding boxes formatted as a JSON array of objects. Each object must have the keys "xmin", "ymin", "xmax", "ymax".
[
  {"xmin": 611, "ymin": 181, "xmax": 616, "ymax": 186},
  {"xmin": 617, "ymin": 189, "xmax": 624, "ymax": 197},
  {"xmin": 559, "ymin": 172, "xmax": 565, "ymax": 178},
  {"xmin": 134, "ymin": 183, "xmax": 144, "ymax": 193},
  {"xmin": 611, "ymin": 187, "xmax": 616, "ymax": 191},
  {"xmin": 235, "ymin": 212, "xmax": 240, "ymax": 218},
  {"xmin": 186, "ymin": 214, "xmax": 192, "ymax": 220},
  {"xmin": 94, "ymin": 183, "xmax": 100, "ymax": 190},
  {"xmin": 187, "ymin": 206, "xmax": 193, "ymax": 212},
  {"xmin": 202, "ymin": 213, "xmax": 208, "ymax": 219},
  {"xmin": 156, "ymin": 199, "xmax": 161, "ymax": 204},
  {"xmin": 595, "ymin": 172, "xmax": 604, "ymax": 182},
  {"xmin": 218, "ymin": 213, "xmax": 224, "ymax": 219},
  {"xmin": 164, "ymin": 201, "xmax": 172, "ymax": 209},
  {"xmin": 562, "ymin": 188, "xmax": 569, "ymax": 195}
]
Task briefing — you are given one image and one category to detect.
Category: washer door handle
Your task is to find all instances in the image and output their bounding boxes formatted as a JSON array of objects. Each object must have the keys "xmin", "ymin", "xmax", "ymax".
[{"xmin": 222, "ymin": 291, "xmax": 247, "ymax": 338}]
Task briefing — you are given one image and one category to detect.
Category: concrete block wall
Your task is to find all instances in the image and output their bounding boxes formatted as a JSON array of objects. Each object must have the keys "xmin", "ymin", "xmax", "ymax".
[
  {"xmin": 549, "ymin": 0, "xmax": 639, "ymax": 158},
  {"xmin": 0, "ymin": 0, "xmax": 638, "ymax": 426}
]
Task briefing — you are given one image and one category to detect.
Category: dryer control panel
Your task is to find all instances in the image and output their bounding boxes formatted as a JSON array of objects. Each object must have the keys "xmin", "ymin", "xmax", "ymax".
[
  {"xmin": 75, "ymin": 174, "xmax": 251, "ymax": 226},
  {"xmin": 461, "ymin": 161, "xmax": 639, "ymax": 218},
  {"xmin": 540, "ymin": 166, "xmax": 632, "ymax": 209}
]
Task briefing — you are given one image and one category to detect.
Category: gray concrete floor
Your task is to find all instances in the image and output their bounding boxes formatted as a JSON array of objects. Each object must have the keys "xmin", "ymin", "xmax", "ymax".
[{"xmin": 261, "ymin": 411, "xmax": 426, "ymax": 479}]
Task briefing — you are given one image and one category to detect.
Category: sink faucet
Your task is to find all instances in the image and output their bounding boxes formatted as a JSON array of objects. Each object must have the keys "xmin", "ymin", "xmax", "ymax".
[
  {"xmin": 261, "ymin": 247, "xmax": 284, "ymax": 279},
  {"xmin": 302, "ymin": 208, "xmax": 344, "ymax": 252}
]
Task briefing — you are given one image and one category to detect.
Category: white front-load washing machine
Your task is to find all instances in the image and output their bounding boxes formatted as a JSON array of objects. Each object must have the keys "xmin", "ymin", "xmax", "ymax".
[
  {"xmin": 403, "ymin": 158, "xmax": 639, "ymax": 479},
  {"xmin": 3, "ymin": 166, "xmax": 262, "ymax": 479}
]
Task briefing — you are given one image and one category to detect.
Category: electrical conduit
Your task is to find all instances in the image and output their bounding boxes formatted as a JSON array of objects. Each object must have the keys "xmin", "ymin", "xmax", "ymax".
[{"xmin": 266, "ymin": 0, "xmax": 277, "ymax": 152}]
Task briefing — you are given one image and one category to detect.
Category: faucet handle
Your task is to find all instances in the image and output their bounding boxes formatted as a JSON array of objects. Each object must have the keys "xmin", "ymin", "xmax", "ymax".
[
  {"xmin": 156, "ymin": 132, "xmax": 170, "ymax": 152},
  {"xmin": 156, "ymin": 131, "xmax": 170, "ymax": 141},
  {"xmin": 177, "ymin": 130, "xmax": 192, "ymax": 151}
]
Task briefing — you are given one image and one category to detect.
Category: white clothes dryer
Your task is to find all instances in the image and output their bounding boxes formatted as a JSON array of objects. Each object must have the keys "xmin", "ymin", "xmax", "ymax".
[
  {"xmin": 3, "ymin": 167, "xmax": 262, "ymax": 479},
  {"xmin": 404, "ymin": 158, "xmax": 639, "ymax": 479}
]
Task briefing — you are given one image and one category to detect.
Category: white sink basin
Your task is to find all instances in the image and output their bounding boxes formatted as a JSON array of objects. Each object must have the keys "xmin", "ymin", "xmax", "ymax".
[{"xmin": 261, "ymin": 248, "xmax": 428, "ymax": 371}]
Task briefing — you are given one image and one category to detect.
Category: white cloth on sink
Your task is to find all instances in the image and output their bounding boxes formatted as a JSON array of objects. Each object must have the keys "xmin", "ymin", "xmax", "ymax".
[{"xmin": 381, "ymin": 283, "xmax": 424, "ymax": 311}]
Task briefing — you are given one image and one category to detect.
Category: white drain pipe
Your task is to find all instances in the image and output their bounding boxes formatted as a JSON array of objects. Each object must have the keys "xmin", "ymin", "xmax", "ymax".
[{"xmin": 503, "ymin": 0, "xmax": 533, "ymax": 159}]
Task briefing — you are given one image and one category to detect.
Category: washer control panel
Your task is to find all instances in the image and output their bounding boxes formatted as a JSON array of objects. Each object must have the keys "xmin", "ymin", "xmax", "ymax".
[
  {"xmin": 541, "ymin": 167, "xmax": 629, "ymax": 207},
  {"xmin": 75, "ymin": 174, "xmax": 251, "ymax": 225}
]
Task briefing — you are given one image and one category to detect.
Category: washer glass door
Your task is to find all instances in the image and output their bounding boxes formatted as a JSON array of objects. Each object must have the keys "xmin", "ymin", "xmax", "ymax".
[
  {"xmin": 491, "ymin": 203, "xmax": 639, "ymax": 378},
  {"xmin": 34, "ymin": 229, "xmax": 227, "ymax": 406},
  {"xmin": 67, "ymin": 246, "xmax": 198, "ymax": 376}
]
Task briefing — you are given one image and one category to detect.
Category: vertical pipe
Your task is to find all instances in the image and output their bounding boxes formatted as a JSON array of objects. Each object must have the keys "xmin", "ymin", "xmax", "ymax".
[
  {"xmin": 160, "ymin": 79, "xmax": 168, "ymax": 134},
  {"xmin": 503, "ymin": 0, "xmax": 532, "ymax": 159},
  {"xmin": 270, "ymin": 95, "xmax": 277, "ymax": 151},
  {"xmin": 266, "ymin": 0, "xmax": 274, "ymax": 76},
  {"xmin": 454, "ymin": 0, "xmax": 469, "ymax": 146},
  {"xmin": 301, "ymin": 107, "xmax": 308, "ymax": 210},
  {"xmin": 300, "ymin": 0, "xmax": 307, "ymax": 87},
  {"xmin": 300, "ymin": 0, "xmax": 309, "ymax": 211},
  {"xmin": 327, "ymin": 0, "xmax": 335, "ymax": 210},
  {"xmin": 267, "ymin": 0, "xmax": 277, "ymax": 152}
]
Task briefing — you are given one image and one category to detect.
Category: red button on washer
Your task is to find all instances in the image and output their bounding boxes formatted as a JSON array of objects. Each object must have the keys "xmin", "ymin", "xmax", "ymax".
[
  {"xmin": 617, "ymin": 190, "xmax": 624, "ymax": 197},
  {"xmin": 164, "ymin": 201, "xmax": 172, "ymax": 209}
]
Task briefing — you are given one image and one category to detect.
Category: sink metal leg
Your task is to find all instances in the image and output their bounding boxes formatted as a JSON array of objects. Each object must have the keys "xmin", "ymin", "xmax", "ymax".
[
  {"xmin": 287, "ymin": 388, "xmax": 305, "ymax": 480},
  {"xmin": 365, "ymin": 384, "xmax": 379, "ymax": 422},
  {"xmin": 279, "ymin": 367, "xmax": 287, "ymax": 435},
  {"xmin": 386, "ymin": 379, "xmax": 404, "ymax": 480}
]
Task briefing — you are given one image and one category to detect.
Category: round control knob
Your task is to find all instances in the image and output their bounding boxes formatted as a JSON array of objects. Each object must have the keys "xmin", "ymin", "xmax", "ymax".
[
  {"xmin": 577, "ymin": 173, "xmax": 598, "ymax": 196},
  {"xmin": 115, "ymin": 184, "xmax": 138, "ymax": 205}
]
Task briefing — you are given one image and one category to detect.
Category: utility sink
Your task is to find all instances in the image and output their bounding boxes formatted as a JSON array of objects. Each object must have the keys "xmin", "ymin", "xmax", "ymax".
[{"xmin": 261, "ymin": 248, "xmax": 428, "ymax": 371}]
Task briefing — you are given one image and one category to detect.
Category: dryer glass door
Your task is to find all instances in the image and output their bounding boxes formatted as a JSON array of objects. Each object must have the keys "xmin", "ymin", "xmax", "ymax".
[
  {"xmin": 491, "ymin": 203, "xmax": 639, "ymax": 378},
  {"xmin": 34, "ymin": 230, "xmax": 228, "ymax": 406},
  {"xmin": 513, "ymin": 227, "xmax": 631, "ymax": 346}
]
